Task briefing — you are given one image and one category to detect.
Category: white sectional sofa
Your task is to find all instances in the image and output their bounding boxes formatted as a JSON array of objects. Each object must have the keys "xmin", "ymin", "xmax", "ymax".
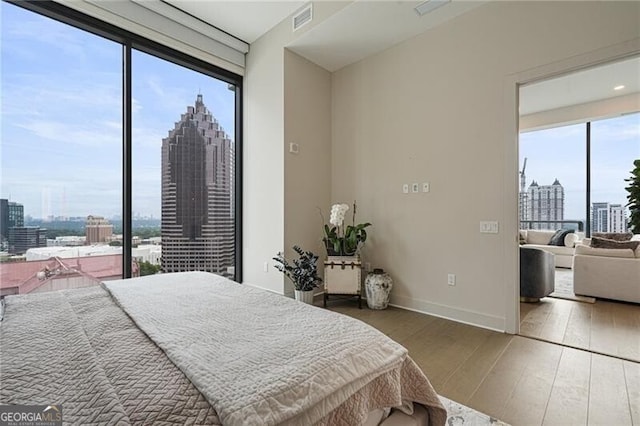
[
  {"xmin": 573, "ymin": 241, "xmax": 640, "ymax": 304},
  {"xmin": 519, "ymin": 229, "xmax": 583, "ymax": 269}
]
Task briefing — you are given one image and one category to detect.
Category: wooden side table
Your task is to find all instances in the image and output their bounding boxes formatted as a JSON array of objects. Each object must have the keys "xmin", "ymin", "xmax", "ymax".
[{"xmin": 323, "ymin": 256, "xmax": 362, "ymax": 308}]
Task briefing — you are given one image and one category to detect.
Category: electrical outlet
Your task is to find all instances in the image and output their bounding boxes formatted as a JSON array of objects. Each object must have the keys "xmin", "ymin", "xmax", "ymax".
[
  {"xmin": 422, "ymin": 182, "xmax": 430, "ymax": 193},
  {"xmin": 447, "ymin": 273, "xmax": 456, "ymax": 286},
  {"xmin": 402, "ymin": 184, "xmax": 409, "ymax": 194},
  {"xmin": 412, "ymin": 183, "xmax": 419, "ymax": 193}
]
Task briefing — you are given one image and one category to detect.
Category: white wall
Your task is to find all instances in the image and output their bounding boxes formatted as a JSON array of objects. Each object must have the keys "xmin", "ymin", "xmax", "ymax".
[
  {"xmin": 331, "ymin": 1, "xmax": 640, "ymax": 330},
  {"xmin": 243, "ymin": 2, "xmax": 348, "ymax": 293},
  {"xmin": 283, "ymin": 50, "xmax": 332, "ymax": 296}
]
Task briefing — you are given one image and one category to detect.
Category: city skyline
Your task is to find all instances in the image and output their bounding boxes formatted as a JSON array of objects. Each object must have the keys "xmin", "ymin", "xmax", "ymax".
[
  {"xmin": 1, "ymin": 2, "xmax": 235, "ymax": 219},
  {"xmin": 520, "ymin": 115, "xmax": 639, "ymax": 222}
]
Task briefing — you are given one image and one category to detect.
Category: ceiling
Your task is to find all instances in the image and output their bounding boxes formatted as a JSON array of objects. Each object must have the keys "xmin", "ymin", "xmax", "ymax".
[
  {"xmin": 164, "ymin": 1, "xmax": 305, "ymax": 44},
  {"xmin": 163, "ymin": 0, "xmax": 639, "ymax": 116},
  {"xmin": 165, "ymin": 0, "xmax": 486, "ymax": 72},
  {"xmin": 520, "ymin": 56, "xmax": 640, "ymax": 116}
]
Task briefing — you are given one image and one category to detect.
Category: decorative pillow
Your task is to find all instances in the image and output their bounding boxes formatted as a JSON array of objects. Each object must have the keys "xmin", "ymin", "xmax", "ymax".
[
  {"xmin": 549, "ymin": 229, "xmax": 574, "ymax": 246},
  {"xmin": 592, "ymin": 232, "xmax": 633, "ymax": 241},
  {"xmin": 590, "ymin": 237, "xmax": 640, "ymax": 251},
  {"xmin": 564, "ymin": 232, "xmax": 579, "ymax": 248},
  {"xmin": 519, "ymin": 230, "xmax": 527, "ymax": 245}
]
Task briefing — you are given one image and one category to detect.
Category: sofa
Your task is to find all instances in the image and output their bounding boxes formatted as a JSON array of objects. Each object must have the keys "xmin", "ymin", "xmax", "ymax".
[
  {"xmin": 573, "ymin": 237, "xmax": 640, "ymax": 304},
  {"xmin": 519, "ymin": 229, "xmax": 584, "ymax": 269},
  {"xmin": 520, "ymin": 247, "xmax": 555, "ymax": 302}
]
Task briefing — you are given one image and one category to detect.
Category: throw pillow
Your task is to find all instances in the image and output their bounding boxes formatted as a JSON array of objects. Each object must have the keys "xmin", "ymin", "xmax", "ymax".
[
  {"xmin": 549, "ymin": 229, "xmax": 574, "ymax": 246},
  {"xmin": 590, "ymin": 237, "xmax": 640, "ymax": 251},
  {"xmin": 592, "ymin": 232, "xmax": 633, "ymax": 241}
]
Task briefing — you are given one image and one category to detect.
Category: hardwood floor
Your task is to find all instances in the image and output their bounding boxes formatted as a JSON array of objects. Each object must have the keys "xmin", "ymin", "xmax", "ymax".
[
  {"xmin": 323, "ymin": 300, "xmax": 639, "ymax": 426},
  {"xmin": 520, "ymin": 297, "xmax": 640, "ymax": 362}
]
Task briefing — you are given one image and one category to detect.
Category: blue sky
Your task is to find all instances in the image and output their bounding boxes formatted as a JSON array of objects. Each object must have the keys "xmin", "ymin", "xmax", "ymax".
[
  {"xmin": 1, "ymin": 2, "xmax": 235, "ymax": 219},
  {"xmin": 520, "ymin": 114, "xmax": 640, "ymax": 221}
]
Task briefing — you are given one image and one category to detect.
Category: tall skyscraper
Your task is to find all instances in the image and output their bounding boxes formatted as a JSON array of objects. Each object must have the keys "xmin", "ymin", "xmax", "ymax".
[
  {"xmin": 161, "ymin": 94, "xmax": 235, "ymax": 276},
  {"xmin": 85, "ymin": 215, "xmax": 113, "ymax": 244},
  {"xmin": 592, "ymin": 202, "xmax": 628, "ymax": 233},
  {"xmin": 527, "ymin": 179, "xmax": 564, "ymax": 230}
]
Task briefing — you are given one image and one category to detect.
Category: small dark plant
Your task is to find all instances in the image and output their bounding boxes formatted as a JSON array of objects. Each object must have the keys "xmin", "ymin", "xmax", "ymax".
[
  {"xmin": 273, "ymin": 246, "xmax": 322, "ymax": 292},
  {"xmin": 625, "ymin": 159, "xmax": 640, "ymax": 234}
]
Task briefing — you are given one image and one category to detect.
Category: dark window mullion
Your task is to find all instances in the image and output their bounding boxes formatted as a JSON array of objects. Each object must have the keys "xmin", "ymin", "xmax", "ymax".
[
  {"xmin": 586, "ymin": 121, "xmax": 591, "ymax": 237},
  {"xmin": 123, "ymin": 43, "xmax": 133, "ymax": 278}
]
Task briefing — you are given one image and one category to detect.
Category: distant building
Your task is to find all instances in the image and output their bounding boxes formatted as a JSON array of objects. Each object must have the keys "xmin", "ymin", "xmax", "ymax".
[
  {"xmin": 47, "ymin": 236, "xmax": 86, "ymax": 247},
  {"xmin": 0, "ymin": 199, "xmax": 24, "ymax": 241},
  {"xmin": 161, "ymin": 94, "xmax": 235, "ymax": 276},
  {"xmin": 8, "ymin": 226, "xmax": 46, "ymax": 255},
  {"xmin": 526, "ymin": 179, "xmax": 565, "ymax": 230},
  {"xmin": 85, "ymin": 215, "xmax": 113, "ymax": 244},
  {"xmin": 592, "ymin": 202, "xmax": 628, "ymax": 233},
  {"xmin": 0, "ymin": 254, "xmax": 139, "ymax": 297},
  {"xmin": 26, "ymin": 245, "xmax": 122, "ymax": 261}
]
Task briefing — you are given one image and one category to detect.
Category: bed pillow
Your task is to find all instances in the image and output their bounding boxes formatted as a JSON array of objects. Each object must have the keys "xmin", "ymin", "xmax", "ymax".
[
  {"xmin": 590, "ymin": 236, "xmax": 640, "ymax": 251},
  {"xmin": 592, "ymin": 232, "xmax": 633, "ymax": 241},
  {"xmin": 549, "ymin": 229, "xmax": 574, "ymax": 246}
]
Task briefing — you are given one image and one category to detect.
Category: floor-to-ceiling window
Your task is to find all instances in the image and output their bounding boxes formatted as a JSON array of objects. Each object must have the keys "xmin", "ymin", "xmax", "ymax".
[
  {"xmin": 519, "ymin": 124, "xmax": 587, "ymax": 231},
  {"xmin": 132, "ymin": 50, "xmax": 238, "ymax": 279},
  {"xmin": 0, "ymin": 1, "xmax": 242, "ymax": 295},
  {"xmin": 590, "ymin": 113, "xmax": 640, "ymax": 235},
  {"xmin": 519, "ymin": 114, "xmax": 639, "ymax": 234}
]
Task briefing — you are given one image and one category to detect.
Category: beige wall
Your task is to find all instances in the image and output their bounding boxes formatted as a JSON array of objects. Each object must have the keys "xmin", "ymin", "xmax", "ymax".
[
  {"xmin": 284, "ymin": 50, "xmax": 332, "ymax": 296},
  {"xmin": 331, "ymin": 1, "xmax": 640, "ymax": 330},
  {"xmin": 243, "ymin": 2, "xmax": 348, "ymax": 293}
]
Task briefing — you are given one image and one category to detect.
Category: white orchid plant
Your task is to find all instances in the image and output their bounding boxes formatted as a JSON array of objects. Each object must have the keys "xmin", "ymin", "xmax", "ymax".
[{"xmin": 323, "ymin": 201, "xmax": 371, "ymax": 256}]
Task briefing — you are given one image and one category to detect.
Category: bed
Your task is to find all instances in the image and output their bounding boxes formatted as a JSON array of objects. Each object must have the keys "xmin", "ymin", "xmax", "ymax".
[{"xmin": 0, "ymin": 271, "xmax": 446, "ymax": 425}]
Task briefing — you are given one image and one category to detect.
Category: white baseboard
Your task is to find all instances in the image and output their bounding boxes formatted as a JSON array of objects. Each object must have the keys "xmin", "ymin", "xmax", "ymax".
[{"xmin": 390, "ymin": 294, "xmax": 506, "ymax": 333}]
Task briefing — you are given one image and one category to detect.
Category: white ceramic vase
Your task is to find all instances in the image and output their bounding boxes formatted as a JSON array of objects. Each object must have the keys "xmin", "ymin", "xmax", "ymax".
[
  {"xmin": 365, "ymin": 269, "xmax": 393, "ymax": 310},
  {"xmin": 294, "ymin": 289, "xmax": 314, "ymax": 304}
]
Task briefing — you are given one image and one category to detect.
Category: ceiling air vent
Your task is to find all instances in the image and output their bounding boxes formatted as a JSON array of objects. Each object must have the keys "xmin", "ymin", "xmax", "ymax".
[{"xmin": 293, "ymin": 4, "xmax": 313, "ymax": 32}]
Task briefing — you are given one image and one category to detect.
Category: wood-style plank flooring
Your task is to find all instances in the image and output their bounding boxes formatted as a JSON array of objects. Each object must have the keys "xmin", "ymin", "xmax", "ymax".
[
  {"xmin": 323, "ymin": 300, "xmax": 640, "ymax": 426},
  {"xmin": 520, "ymin": 297, "xmax": 640, "ymax": 362}
]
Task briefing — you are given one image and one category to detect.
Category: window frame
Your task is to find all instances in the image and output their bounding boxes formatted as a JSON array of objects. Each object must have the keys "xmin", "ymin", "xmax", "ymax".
[{"xmin": 6, "ymin": 0, "xmax": 244, "ymax": 281}]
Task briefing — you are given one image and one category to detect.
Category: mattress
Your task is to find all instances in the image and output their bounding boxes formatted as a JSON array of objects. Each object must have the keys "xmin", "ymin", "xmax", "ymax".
[{"xmin": 0, "ymin": 271, "xmax": 446, "ymax": 425}]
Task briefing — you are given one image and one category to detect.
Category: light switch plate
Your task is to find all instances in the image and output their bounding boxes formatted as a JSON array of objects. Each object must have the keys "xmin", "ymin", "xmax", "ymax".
[
  {"xmin": 422, "ymin": 182, "xmax": 430, "ymax": 193},
  {"xmin": 402, "ymin": 184, "xmax": 409, "ymax": 194},
  {"xmin": 412, "ymin": 183, "xmax": 419, "ymax": 193},
  {"xmin": 480, "ymin": 221, "xmax": 499, "ymax": 233}
]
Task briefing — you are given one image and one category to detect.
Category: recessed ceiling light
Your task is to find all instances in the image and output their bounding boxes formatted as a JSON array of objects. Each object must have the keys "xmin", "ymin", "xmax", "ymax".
[
  {"xmin": 614, "ymin": 85, "xmax": 625, "ymax": 91},
  {"xmin": 414, "ymin": 0, "xmax": 451, "ymax": 16}
]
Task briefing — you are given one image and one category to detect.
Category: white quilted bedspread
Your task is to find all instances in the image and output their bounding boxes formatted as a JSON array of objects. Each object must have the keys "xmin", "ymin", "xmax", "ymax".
[{"xmin": 103, "ymin": 271, "xmax": 409, "ymax": 426}]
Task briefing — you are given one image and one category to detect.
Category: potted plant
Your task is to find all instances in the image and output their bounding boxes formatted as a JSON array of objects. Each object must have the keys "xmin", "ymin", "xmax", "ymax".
[
  {"xmin": 273, "ymin": 245, "xmax": 322, "ymax": 304},
  {"xmin": 323, "ymin": 202, "xmax": 372, "ymax": 256},
  {"xmin": 626, "ymin": 159, "xmax": 640, "ymax": 234}
]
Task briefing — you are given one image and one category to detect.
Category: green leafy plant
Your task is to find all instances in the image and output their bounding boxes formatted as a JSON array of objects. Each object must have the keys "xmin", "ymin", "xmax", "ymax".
[
  {"xmin": 322, "ymin": 202, "xmax": 371, "ymax": 256},
  {"xmin": 273, "ymin": 246, "xmax": 322, "ymax": 291},
  {"xmin": 625, "ymin": 159, "xmax": 640, "ymax": 234}
]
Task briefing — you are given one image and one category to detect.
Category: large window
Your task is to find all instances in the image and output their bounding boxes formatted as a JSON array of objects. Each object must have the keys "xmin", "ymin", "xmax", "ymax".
[
  {"xmin": 591, "ymin": 113, "xmax": 640, "ymax": 234},
  {"xmin": 132, "ymin": 50, "xmax": 237, "ymax": 279},
  {"xmin": 0, "ymin": 1, "xmax": 242, "ymax": 295},
  {"xmin": 519, "ymin": 113, "xmax": 640, "ymax": 234},
  {"xmin": 519, "ymin": 124, "xmax": 586, "ymax": 231}
]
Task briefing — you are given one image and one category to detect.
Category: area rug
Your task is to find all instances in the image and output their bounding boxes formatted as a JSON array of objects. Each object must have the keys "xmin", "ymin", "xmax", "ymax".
[
  {"xmin": 439, "ymin": 396, "xmax": 510, "ymax": 425},
  {"xmin": 549, "ymin": 269, "xmax": 596, "ymax": 304}
]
